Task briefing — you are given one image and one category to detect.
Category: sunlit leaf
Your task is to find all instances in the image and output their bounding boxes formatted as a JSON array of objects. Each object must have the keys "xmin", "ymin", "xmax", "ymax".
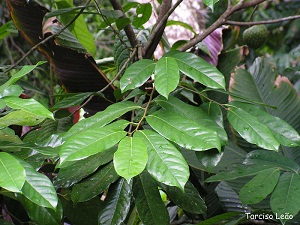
[
  {"xmin": 154, "ymin": 57, "xmax": 179, "ymax": 99},
  {"xmin": 147, "ymin": 110, "xmax": 221, "ymax": 151},
  {"xmin": 135, "ymin": 130, "xmax": 189, "ymax": 190},
  {"xmin": 59, "ymin": 120, "xmax": 128, "ymax": 166},
  {"xmin": 132, "ymin": 3, "xmax": 152, "ymax": 28},
  {"xmin": 0, "ymin": 152, "xmax": 25, "ymax": 192},
  {"xmin": 164, "ymin": 51, "xmax": 225, "ymax": 89},
  {"xmin": 120, "ymin": 59, "xmax": 155, "ymax": 92},
  {"xmin": 114, "ymin": 136, "xmax": 148, "ymax": 182}
]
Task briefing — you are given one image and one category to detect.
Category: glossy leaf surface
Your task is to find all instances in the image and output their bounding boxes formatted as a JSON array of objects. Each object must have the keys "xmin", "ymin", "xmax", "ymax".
[
  {"xmin": 114, "ymin": 136, "xmax": 148, "ymax": 181},
  {"xmin": 147, "ymin": 110, "xmax": 221, "ymax": 151},
  {"xmin": 120, "ymin": 59, "xmax": 155, "ymax": 92},
  {"xmin": 0, "ymin": 152, "xmax": 25, "ymax": 192},
  {"xmin": 59, "ymin": 120, "xmax": 128, "ymax": 166},
  {"xmin": 154, "ymin": 57, "xmax": 179, "ymax": 98},
  {"xmin": 135, "ymin": 130, "xmax": 189, "ymax": 190},
  {"xmin": 164, "ymin": 51, "xmax": 225, "ymax": 89}
]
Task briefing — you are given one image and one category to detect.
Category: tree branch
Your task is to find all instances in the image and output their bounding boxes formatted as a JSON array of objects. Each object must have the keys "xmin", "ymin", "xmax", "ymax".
[
  {"xmin": 142, "ymin": 0, "xmax": 174, "ymax": 59},
  {"xmin": 226, "ymin": 14, "xmax": 300, "ymax": 25},
  {"xmin": 109, "ymin": 0, "xmax": 138, "ymax": 48},
  {"xmin": 179, "ymin": 0, "xmax": 267, "ymax": 52}
]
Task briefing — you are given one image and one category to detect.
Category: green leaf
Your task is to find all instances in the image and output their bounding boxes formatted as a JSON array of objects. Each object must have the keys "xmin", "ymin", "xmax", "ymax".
[
  {"xmin": 1, "ymin": 85, "xmax": 23, "ymax": 98},
  {"xmin": 135, "ymin": 130, "xmax": 189, "ymax": 190},
  {"xmin": 244, "ymin": 150, "xmax": 300, "ymax": 174},
  {"xmin": 0, "ymin": 110, "xmax": 46, "ymax": 128},
  {"xmin": 239, "ymin": 168, "xmax": 280, "ymax": 205},
  {"xmin": 147, "ymin": 110, "xmax": 221, "ymax": 151},
  {"xmin": 51, "ymin": 92, "xmax": 93, "ymax": 109},
  {"xmin": 203, "ymin": 0, "xmax": 219, "ymax": 11},
  {"xmin": 270, "ymin": 172, "xmax": 300, "ymax": 224},
  {"xmin": 227, "ymin": 106, "xmax": 280, "ymax": 150},
  {"xmin": 166, "ymin": 20, "xmax": 197, "ymax": 35},
  {"xmin": 0, "ymin": 152, "xmax": 26, "ymax": 192},
  {"xmin": 71, "ymin": 162, "xmax": 119, "ymax": 203},
  {"xmin": 164, "ymin": 51, "xmax": 225, "ymax": 89},
  {"xmin": 154, "ymin": 57, "xmax": 179, "ymax": 99},
  {"xmin": 59, "ymin": 120, "xmax": 128, "ymax": 166},
  {"xmin": 196, "ymin": 150, "xmax": 224, "ymax": 172},
  {"xmin": 18, "ymin": 159, "xmax": 58, "ymax": 209},
  {"xmin": 232, "ymin": 102, "xmax": 300, "ymax": 147},
  {"xmin": 155, "ymin": 96, "xmax": 227, "ymax": 144},
  {"xmin": 132, "ymin": 3, "xmax": 152, "ymax": 28},
  {"xmin": 120, "ymin": 59, "xmax": 155, "ymax": 92},
  {"xmin": 195, "ymin": 212, "xmax": 242, "ymax": 225},
  {"xmin": 0, "ymin": 20, "xmax": 18, "ymax": 39},
  {"xmin": 55, "ymin": 147, "xmax": 115, "ymax": 188},
  {"xmin": 0, "ymin": 61, "xmax": 46, "ymax": 93},
  {"xmin": 133, "ymin": 171, "xmax": 169, "ymax": 225},
  {"xmin": 3, "ymin": 96, "xmax": 53, "ymax": 119},
  {"xmin": 206, "ymin": 164, "xmax": 276, "ymax": 182},
  {"xmin": 163, "ymin": 181, "xmax": 206, "ymax": 214},
  {"xmin": 54, "ymin": 0, "xmax": 96, "ymax": 56},
  {"xmin": 64, "ymin": 101, "xmax": 140, "ymax": 140},
  {"xmin": 98, "ymin": 178, "xmax": 132, "ymax": 225},
  {"xmin": 114, "ymin": 136, "xmax": 148, "ymax": 182},
  {"xmin": 21, "ymin": 196, "xmax": 63, "ymax": 225}
]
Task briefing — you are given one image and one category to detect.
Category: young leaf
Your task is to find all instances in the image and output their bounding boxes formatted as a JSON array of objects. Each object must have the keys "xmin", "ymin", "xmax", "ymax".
[
  {"xmin": 71, "ymin": 162, "xmax": 119, "ymax": 203},
  {"xmin": 146, "ymin": 110, "xmax": 221, "ymax": 151},
  {"xmin": 59, "ymin": 120, "xmax": 128, "ymax": 166},
  {"xmin": 154, "ymin": 57, "xmax": 179, "ymax": 99},
  {"xmin": 120, "ymin": 59, "xmax": 155, "ymax": 92},
  {"xmin": 63, "ymin": 101, "xmax": 140, "ymax": 140},
  {"xmin": 239, "ymin": 168, "xmax": 280, "ymax": 205},
  {"xmin": 227, "ymin": 106, "xmax": 280, "ymax": 151},
  {"xmin": 270, "ymin": 172, "xmax": 300, "ymax": 224},
  {"xmin": 132, "ymin": 3, "xmax": 152, "ymax": 28},
  {"xmin": 3, "ymin": 96, "xmax": 53, "ymax": 119},
  {"xmin": 98, "ymin": 178, "xmax": 132, "ymax": 225},
  {"xmin": 133, "ymin": 171, "xmax": 170, "ymax": 225},
  {"xmin": 0, "ymin": 152, "xmax": 26, "ymax": 193},
  {"xmin": 0, "ymin": 61, "xmax": 46, "ymax": 93},
  {"xmin": 18, "ymin": 159, "xmax": 58, "ymax": 209},
  {"xmin": 164, "ymin": 51, "xmax": 225, "ymax": 89},
  {"xmin": 232, "ymin": 102, "xmax": 300, "ymax": 147},
  {"xmin": 162, "ymin": 181, "xmax": 207, "ymax": 214},
  {"xmin": 113, "ymin": 136, "xmax": 148, "ymax": 182},
  {"xmin": 135, "ymin": 130, "xmax": 189, "ymax": 190}
]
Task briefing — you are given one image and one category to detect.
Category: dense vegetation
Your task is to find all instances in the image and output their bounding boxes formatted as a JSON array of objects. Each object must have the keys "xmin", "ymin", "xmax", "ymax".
[{"xmin": 1, "ymin": 0, "xmax": 300, "ymax": 224}]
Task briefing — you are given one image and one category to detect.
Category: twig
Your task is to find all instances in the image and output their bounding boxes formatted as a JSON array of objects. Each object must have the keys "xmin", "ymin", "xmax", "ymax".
[
  {"xmin": 226, "ymin": 14, "xmax": 300, "ymax": 26},
  {"xmin": 4, "ymin": 0, "xmax": 93, "ymax": 73},
  {"xmin": 179, "ymin": 0, "xmax": 267, "ymax": 52},
  {"xmin": 142, "ymin": 0, "xmax": 172, "ymax": 59},
  {"xmin": 109, "ymin": 0, "xmax": 138, "ymax": 48}
]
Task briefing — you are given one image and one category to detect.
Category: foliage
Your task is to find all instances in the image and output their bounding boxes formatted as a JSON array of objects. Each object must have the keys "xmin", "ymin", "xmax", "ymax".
[{"xmin": 1, "ymin": 0, "xmax": 300, "ymax": 224}]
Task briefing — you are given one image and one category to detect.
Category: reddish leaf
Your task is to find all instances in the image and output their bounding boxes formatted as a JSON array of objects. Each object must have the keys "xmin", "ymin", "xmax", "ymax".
[{"xmin": 6, "ymin": 0, "xmax": 115, "ymax": 115}]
